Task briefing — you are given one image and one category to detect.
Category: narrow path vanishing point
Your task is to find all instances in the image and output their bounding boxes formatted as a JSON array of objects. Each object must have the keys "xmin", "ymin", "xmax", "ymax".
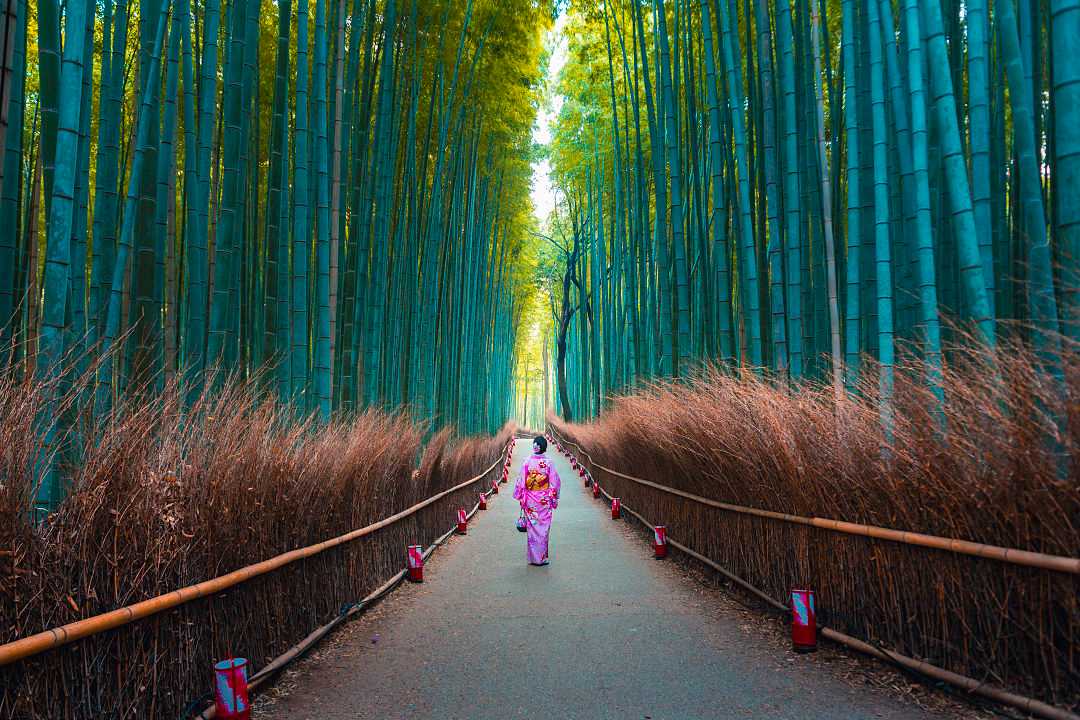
[{"xmin": 259, "ymin": 442, "xmax": 958, "ymax": 720}]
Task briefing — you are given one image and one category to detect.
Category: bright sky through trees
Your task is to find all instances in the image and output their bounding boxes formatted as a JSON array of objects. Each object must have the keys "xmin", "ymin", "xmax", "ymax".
[{"xmin": 531, "ymin": 15, "xmax": 569, "ymax": 225}]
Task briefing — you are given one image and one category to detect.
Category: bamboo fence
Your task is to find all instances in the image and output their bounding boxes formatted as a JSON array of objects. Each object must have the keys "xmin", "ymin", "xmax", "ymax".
[{"xmin": 549, "ymin": 423, "xmax": 1080, "ymax": 715}]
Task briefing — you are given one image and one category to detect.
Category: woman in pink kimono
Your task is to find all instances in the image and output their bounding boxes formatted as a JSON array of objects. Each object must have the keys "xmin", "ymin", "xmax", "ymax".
[{"xmin": 514, "ymin": 435, "xmax": 562, "ymax": 566}]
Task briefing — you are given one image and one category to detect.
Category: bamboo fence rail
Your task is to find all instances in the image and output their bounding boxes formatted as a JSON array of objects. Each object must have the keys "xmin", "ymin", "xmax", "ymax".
[
  {"xmin": 555, "ymin": 435, "xmax": 1079, "ymax": 575},
  {"xmin": 193, "ymin": 463, "xmax": 505, "ymax": 719},
  {"xmin": 549, "ymin": 425, "xmax": 1080, "ymax": 718},
  {"xmin": 0, "ymin": 450, "xmax": 507, "ymax": 668}
]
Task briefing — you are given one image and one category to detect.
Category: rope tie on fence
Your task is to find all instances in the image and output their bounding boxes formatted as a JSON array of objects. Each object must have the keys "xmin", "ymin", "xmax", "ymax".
[{"xmin": 549, "ymin": 427, "xmax": 1080, "ymax": 720}]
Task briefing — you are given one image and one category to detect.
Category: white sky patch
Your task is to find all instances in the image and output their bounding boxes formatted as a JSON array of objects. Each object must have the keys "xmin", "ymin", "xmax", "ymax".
[{"xmin": 531, "ymin": 14, "xmax": 569, "ymax": 226}]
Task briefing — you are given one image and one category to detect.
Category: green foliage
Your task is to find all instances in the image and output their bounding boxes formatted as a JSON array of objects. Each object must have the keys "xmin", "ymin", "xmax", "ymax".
[
  {"xmin": 542, "ymin": 0, "xmax": 1077, "ymax": 425},
  {"xmin": 5, "ymin": 0, "xmax": 554, "ymax": 507}
]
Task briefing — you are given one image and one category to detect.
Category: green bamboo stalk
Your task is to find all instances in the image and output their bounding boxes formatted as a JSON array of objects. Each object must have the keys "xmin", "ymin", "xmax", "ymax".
[
  {"xmin": 365, "ymin": 0, "xmax": 397, "ymax": 406},
  {"xmin": 291, "ymin": 0, "xmax": 312, "ymax": 408},
  {"xmin": 996, "ymin": 0, "xmax": 1062, "ymax": 358},
  {"xmin": 920, "ymin": 0, "xmax": 995, "ymax": 347},
  {"xmin": 867, "ymin": 0, "xmax": 895, "ymax": 435},
  {"xmin": 185, "ymin": 0, "xmax": 221, "ymax": 397},
  {"xmin": 1053, "ymin": 0, "xmax": 1080, "ymax": 339},
  {"xmin": 641, "ymin": 1, "xmax": 671, "ymax": 377},
  {"xmin": 328, "ymin": 0, "xmax": 347, "ymax": 398},
  {"xmin": 967, "ymin": 0, "xmax": 994, "ymax": 318},
  {"xmin": 177, "ymin": 0, "xmax": 195, "ymax": 365},
  {"xmin": 656, "ymin": 1, "xmax": 690, "ymax": 377},
  {"xmin": 777, "ymin": 0, "xmax": 803, "ymax": 378},
  {"xmin": 129, "ymin": 0, "xmax": 164, "ymax": 388},
  {"xmin": 36, "ymin": 0, "xmax": 91, "ymax": 508},
  {"xmin": 713, "ymin": 0, "xmax": 761, "ymax": 367},
  {"xmin": 0, "ymin": 0, "xmax": 17, "ymax": 202},
  {"xmin": 97, "ymin": 0, "xmax": 171, "ymax": 414},
  {"xmin": 207, "ymin": 0, "xmax": 252, "ymax": 370},
  {"xmin": 264, "ymin": 0, "xmax": 293, "ymax": 400},
  {"xmin": 748, "ymin": 0, "xmax": 788, "ymax": 374},
  {"xmin": 35, "ymin": 0, "xmax": 59, "ymax": 219},
  {"xmin": 89, "ymin": 0, "xmax": 126, "ymax": 359},
  {"xmin": 842, "ymin": 0, "xmax": 861, "ymax": 388},
  {"xmin": 903, "ymin": 0, "xmax": 944, "ymax": 411},
  {"xmin": 69, "ymin": 1, "xmax": 94, "ymax": 366},
  {"xmin": 314, "ymin": 0, "xmax": 333, "ymax": 418},
  {"xmin": 155, "ymin": 1, "xmax": 184, "ymax": 382},
  {"xmin": 0, "ymin": 0, "xmax": 25, "ymax": 349},
  {"xmin": 810, "ymin": 0, "xmax": 842, "ymax": 394}
]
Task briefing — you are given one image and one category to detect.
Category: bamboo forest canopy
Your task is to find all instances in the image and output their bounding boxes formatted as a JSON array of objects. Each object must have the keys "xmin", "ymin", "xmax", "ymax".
[
  {"xmin": 0, "ymin": 0, "xmax": 558, "ymax": 505},
  {"xmin": 541, "ymin": 0, "xmax": 1079, "ymax": 421},
  {"xmin": 3, "ymin": 0, "xmax": 1080, "ymax": 502}
]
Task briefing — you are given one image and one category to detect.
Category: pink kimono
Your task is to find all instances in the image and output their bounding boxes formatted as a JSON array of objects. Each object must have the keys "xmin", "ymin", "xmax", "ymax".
[{"xmin": 514, "ymin": 453, "xmax": 562, "ymax": 565}]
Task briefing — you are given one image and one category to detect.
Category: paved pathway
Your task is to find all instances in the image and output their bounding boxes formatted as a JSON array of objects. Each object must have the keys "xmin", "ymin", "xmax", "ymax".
[{"xmin": 261, "ymin": 441, "xmax": 955, "ymax": 720}]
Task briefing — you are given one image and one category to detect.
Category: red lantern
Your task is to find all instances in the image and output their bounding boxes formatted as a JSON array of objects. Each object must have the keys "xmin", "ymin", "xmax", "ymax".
[
  {"xmin": 213, "ymin": 658, "xmax": 251, "ymax": 720},
  {"xmin": 478, "ymin": 493, "xmax": 487, "ymax": 511},
  {"xmin": 407, "ymin": 545, "xmax": 424, "ymax": 582},
  {"xmin": 652, "ymin": 526, "xmax": 668, "ymax": 559},
  {"xmin": 491, "ymin": 479, "xmax": 499, "ymax": 494},
  {"xmin": 456, "ymin": 508, "xmax": 468, "ymax": 535},
  {"xmin": 790, "ymin": 588, "xmax": 817, "ymax": 652},
  {"xmin": 592, "ymin": 482, "xmax": 601, "ymax": 499},
  {"xmin": 611, "ymin": 498, "xmax": 621, "ymax": 519}
]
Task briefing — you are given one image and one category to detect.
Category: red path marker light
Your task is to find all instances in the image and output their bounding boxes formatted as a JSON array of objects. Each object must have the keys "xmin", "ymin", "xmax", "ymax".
[
  {"xmin": 611, "ymin": 498, "xmax": 621, "ymax": 519},
  {"xmin": 407, "ymin": 545, "xmax": 424, "ymax": 582},
  {"xmin": 592, "ymin": 482, "xmax": 601, "ymax": 499},
  {"xmin": 652, "ymin": 526, "xmax": 668, "ymax": 558},
  {"xmin": 577, "ymin": 466, "xmax": 586, "ymax": 479},
  {"xmin": 478, "ymin": 493, "xmax": 487, "ymax": 511},
  {"xmin": 213, "ymin": 658, "xmax": 251, "ymax": 720},
  {"xmin": 456, "ymin": 508, "xmax": 468, "ymax": 535},
  {"xmin": 790, "ymin": 588, "xmax": 817, "ymax": 653},
  {"xmin": 491, "ymin": 478, "xmax": 499, "ymax": 494}
]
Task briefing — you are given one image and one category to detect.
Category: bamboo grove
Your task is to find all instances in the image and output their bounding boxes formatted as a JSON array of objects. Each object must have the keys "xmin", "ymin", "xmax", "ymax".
[
  {"xmin": 0, "ymin": 0, "xmax": 554, "ymax": 508},
  {"xmin": 545, "ymin": 0, "xmax": 1079, "ymax": 422}
]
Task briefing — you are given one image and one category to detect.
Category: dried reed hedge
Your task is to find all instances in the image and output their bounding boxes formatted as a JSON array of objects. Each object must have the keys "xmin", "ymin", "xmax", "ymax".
[
  {"xmin": 0, "ymin": 359, "xmax": 512, "ymax": 719},
  {"xmin": 551, "ymin": 335, "xmax": 1079, "ymax": 710}
]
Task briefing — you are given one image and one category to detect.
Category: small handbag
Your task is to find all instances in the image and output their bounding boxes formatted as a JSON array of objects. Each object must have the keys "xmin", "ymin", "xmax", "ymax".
[{"xmin": 516, "ymin": 508, "xmax": 528, "ymax": 532}]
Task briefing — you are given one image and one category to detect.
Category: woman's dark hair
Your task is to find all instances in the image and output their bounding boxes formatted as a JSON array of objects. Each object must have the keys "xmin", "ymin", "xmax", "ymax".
[{"xmin": 532, "ymin": 435, "xmax": 548, "ymax": 453}]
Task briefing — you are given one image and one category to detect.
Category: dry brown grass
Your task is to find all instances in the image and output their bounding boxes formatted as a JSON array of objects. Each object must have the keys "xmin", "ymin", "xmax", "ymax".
[
  {"xmin": 551, "ymin": 333, "xmax": 1079, "ymax": 710},
  {"xmin": 0, "ymin": 356, "xmax": 512, "ymax": 719}
]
